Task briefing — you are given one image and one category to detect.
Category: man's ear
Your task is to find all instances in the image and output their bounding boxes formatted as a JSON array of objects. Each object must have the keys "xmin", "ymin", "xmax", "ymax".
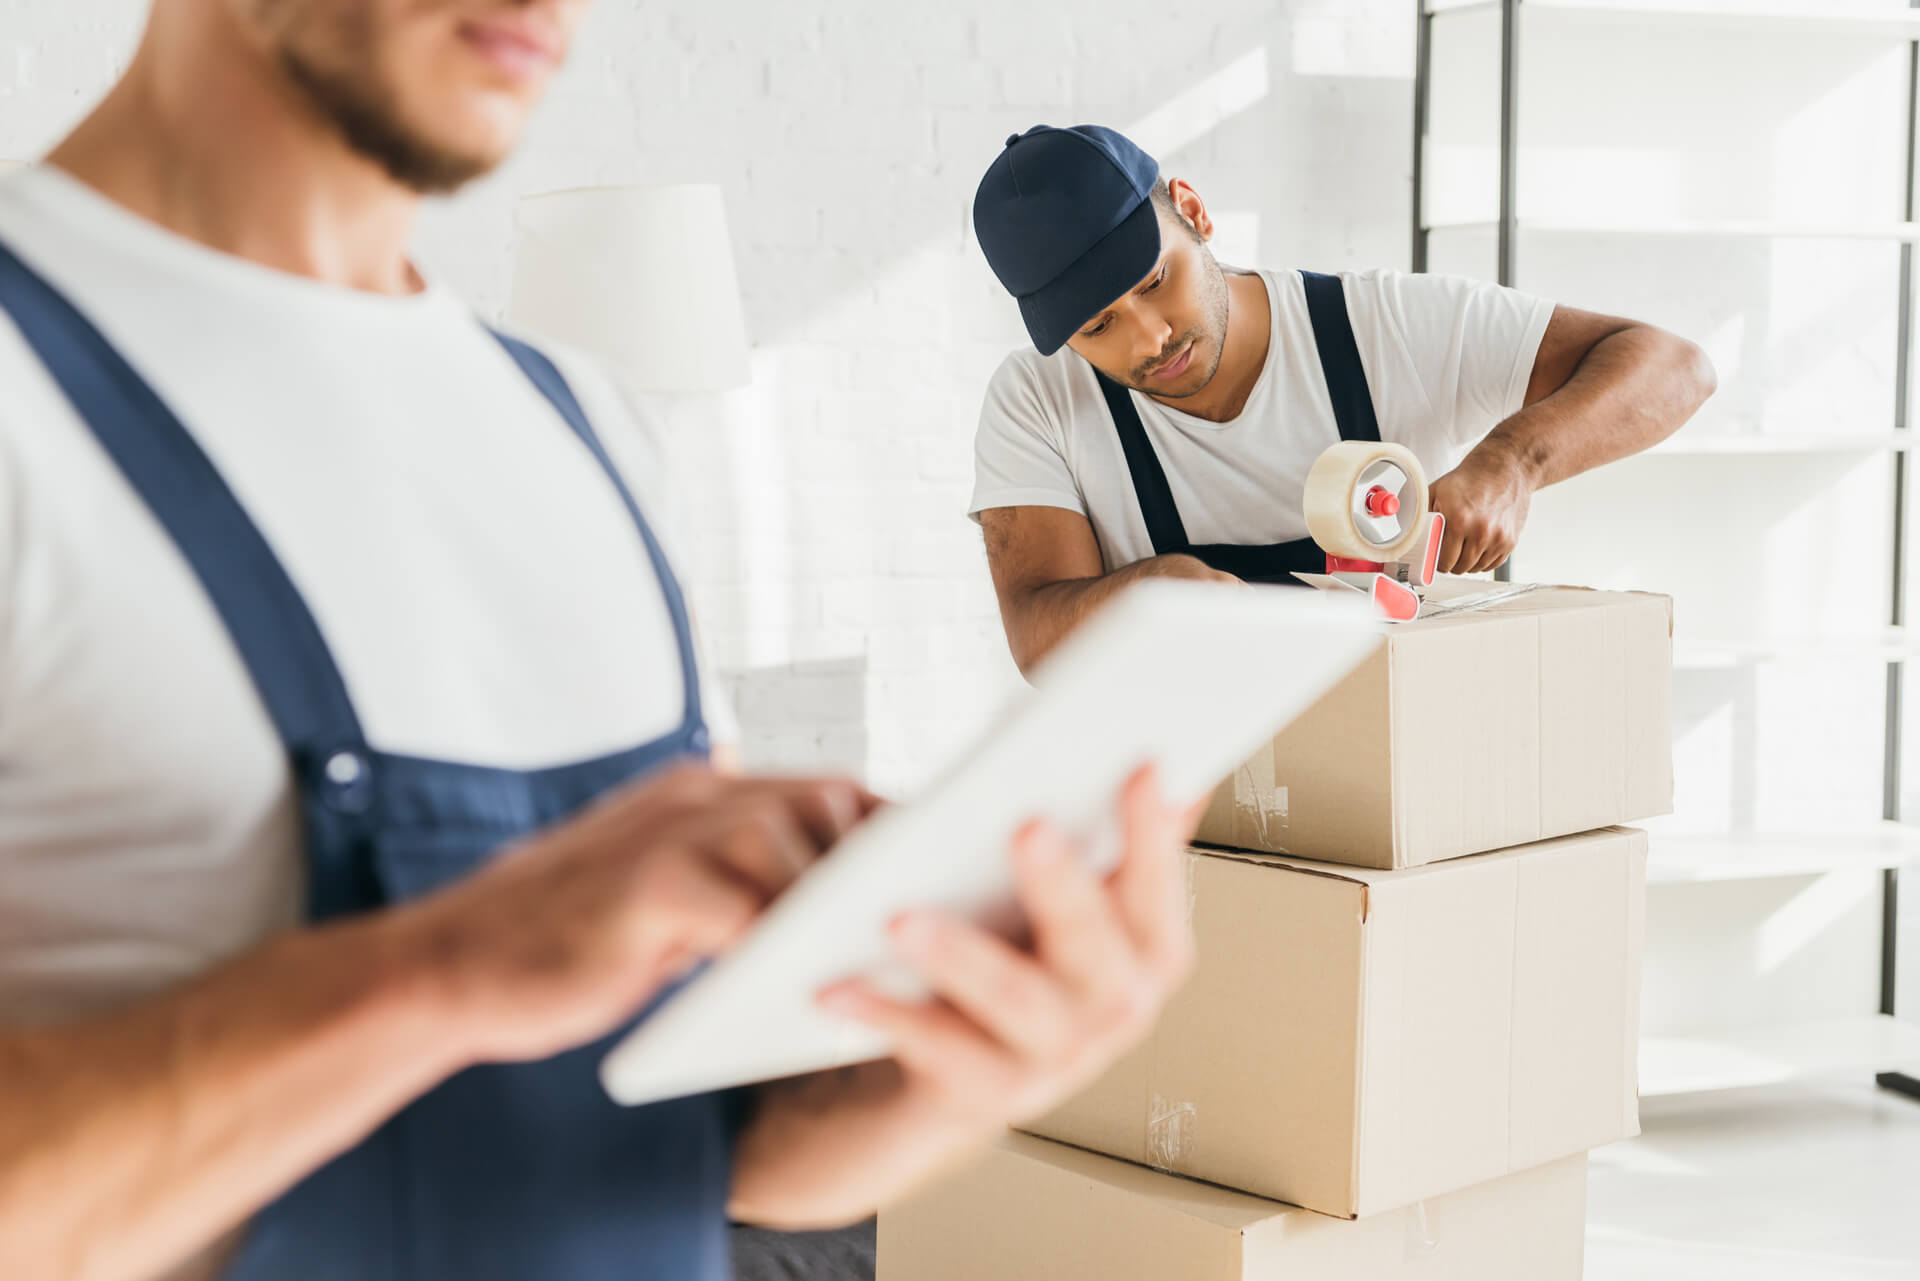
[{"xmin": 1166, "ymin": 178, "xmax": 1213, "ymax": 242}]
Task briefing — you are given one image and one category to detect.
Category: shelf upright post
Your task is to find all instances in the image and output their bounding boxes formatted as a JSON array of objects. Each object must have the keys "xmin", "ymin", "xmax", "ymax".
[
  {"xmin": 1413, "ymin": 1, "xmax": 1433, "ymax": 274},
  {"xmin": 1497, "ymin": 0, "xmax": 1521, "ymax": 291},
  {"xmin": 1495, "ymin": 0, "xmax": 1522, "ymax": 583},
  {"xmin": 1881, "ymin": 0, "xmax": 1920, "ymax": 1104}
]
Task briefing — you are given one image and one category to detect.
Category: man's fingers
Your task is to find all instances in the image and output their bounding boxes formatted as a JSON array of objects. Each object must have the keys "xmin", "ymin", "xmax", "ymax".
[
  {"xmin": 702, "ymin": 797, "xmax": 820, "ymax": 898},
  {"xmin": 1478, "ymin": 530, "xmax": 1516, "ymax": 575},
  {"xmin": 817, "ymin": 981, "xmax": 1018, "ymax": 1092},
  {"xmin": 658, "ymin": 777, "xmax": 881, "ymax": 904},
  {"xmin": 1109, "ymin": 766, "xmax": 1196, "ymax": 980},
  {"xmin": 1472, "ymin": 536, "xmax": 1504, "ymax": 575},
  {"xmin": 631, "ymin": 849, "xmax": 763, "ymax": 957},
  {"xmin": 1011, "ymin": 819, "xmax": 1141, "ymax": 999},
  {"xmin": 887, "ymin": 911, "xmax": 1075, "ymax": 1063},
  {"xmin": 1453, "ymin": 528, "xmax": 1489, "ymax": 576},
  {"xmin": 598, "ymin": 760, "xmax": 727, "ymax": 832},
  {"xmin": 728, "ymin": 777, "xmax": 882, "ymax": 852},
  {"xmin": 1176, "ymin": 791, "xmax": 1210, "ymax": 839},
  {"xmin": 744, "ymin": 778, "xmax": 872, "ymax": 851}
]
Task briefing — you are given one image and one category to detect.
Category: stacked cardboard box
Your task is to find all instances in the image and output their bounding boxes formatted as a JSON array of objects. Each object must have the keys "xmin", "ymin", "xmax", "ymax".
[
  {"xmin": 882, "ymin": 583, "xmax": 1671, "ymax": 1279},
  {"xmin": 882, "ymin": 1137, "xmax": 1592, "ymax": 1280}
]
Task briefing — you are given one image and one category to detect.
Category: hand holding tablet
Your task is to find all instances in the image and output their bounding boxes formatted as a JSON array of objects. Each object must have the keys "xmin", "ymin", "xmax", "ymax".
[{"xmin": 600, "ymin": 580, "xmax": 1380, "ymax": 1106}]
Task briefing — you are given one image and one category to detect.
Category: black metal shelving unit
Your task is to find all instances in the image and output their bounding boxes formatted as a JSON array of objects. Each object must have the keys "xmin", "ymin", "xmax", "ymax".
[{"xmin": 1411, "ymin": 0, "xmax": 1920, "ymax": 1101}]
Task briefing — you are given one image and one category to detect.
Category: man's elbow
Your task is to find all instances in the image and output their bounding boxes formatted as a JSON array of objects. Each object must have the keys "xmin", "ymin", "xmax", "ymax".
[
  {"xmin": 1671, "ymin": 333, "xmax": 1717, "ymax": 414},
  {"xmin": 1000, "ymin": 593, "xmax": 1053, "ymax": 681},
  {"xmin": 1006, "ymin": 624, "xmax": 1046, "ymax": 682}
]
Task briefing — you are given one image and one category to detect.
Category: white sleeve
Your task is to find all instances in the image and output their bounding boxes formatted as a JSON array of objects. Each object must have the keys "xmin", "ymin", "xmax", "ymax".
[
  {"xmin": 1374, "ymin": 270, "xmax": 1555, "ymax": 455},
  {"xmin": 546, "ymin": 349, "xmax": 742, "ymax": 750},
  {"xmin": 967, "ymin": 353, "xmax": 1085, "ymax": 523}
]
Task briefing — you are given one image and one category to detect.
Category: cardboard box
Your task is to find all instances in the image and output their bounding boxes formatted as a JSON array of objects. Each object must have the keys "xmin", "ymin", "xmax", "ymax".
[
  {"xmin": 1024, "ymin": 828, "xmax": 1645, "ymax": 1219},
  {"xmin": 1195, "ymin": 582, "xmax": 1672, "ymax": 869},
  {"xmin": 879, "ymin": 1134, "xmax": 1589, "ymax": 1281}
]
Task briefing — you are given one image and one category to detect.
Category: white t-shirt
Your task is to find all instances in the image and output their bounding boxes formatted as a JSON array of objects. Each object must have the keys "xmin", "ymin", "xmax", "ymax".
[
  {"xmin": 0, "ymin": 166, "xmax": 736, "ymax": 1038},
  {"xmin": 968, "ymin": 267, "xmax": 1555, "ymax": 570}
]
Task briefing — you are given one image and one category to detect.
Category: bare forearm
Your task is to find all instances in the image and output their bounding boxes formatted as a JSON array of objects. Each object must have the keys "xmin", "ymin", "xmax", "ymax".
[
  {"xmin": 0, "ymin": 915, "xmax": 462, "ymax": 1281},
  {"xmin": 1006, "ymin": 553, "xmax": 1226, "ymax": 676},
  {"xmin": 728, "ymin": 1062, "xmax": 985, "ymax": 1230},
  {"xmin": 1477, "ymin": 326, "xmax": 1714, "ymax": 489}
]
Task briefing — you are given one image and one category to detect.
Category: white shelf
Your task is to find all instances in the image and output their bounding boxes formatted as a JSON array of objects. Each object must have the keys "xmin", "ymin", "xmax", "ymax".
[
  {"xmin": 1427, "ymin": 1, "xmax": 1920, "ymax": 42},
  {"xmin": 1640, "ymin": 1015, "xmax": 1920, "ymax": 1096},
  {"xmin": 1649, "ymin": 430, "xmax": 1913, "ymax": 457},
  {"xmin": 1423, "ymin": 216, "xmax": 1920, "ymax": 242},
  {"xmin": 1647, "ymin": 826, "xmax": 1920, "ymax": 884},
  {"xmin": 1673, "ymin": 630, "xmax": 1918, "ymax": 668}
]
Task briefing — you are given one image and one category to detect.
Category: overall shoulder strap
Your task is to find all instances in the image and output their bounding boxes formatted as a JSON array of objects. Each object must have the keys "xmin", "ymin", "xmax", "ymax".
[
  {"xmin": 488, "ymin": 330, "xmax": 705, "ymax": 737},
  {"xmin": 1299, "ymin": 270, "xmax": 1382, "ymax": 443},
  {"xmin": 1095, "ymin": 369, "xmax": 1190, "ymax": 554},
  {"xmin": 0, "ymin": 236, "xmax": 368, "ymax": 759}
]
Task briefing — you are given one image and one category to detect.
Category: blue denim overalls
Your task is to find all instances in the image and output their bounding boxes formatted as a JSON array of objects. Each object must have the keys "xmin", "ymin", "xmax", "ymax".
[{"xmin": 0, "ymin": 237, "xmax": 742, "ymax": 1281}]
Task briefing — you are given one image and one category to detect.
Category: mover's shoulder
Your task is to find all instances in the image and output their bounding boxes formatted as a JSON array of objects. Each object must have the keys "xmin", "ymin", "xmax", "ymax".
[{"xmin": 981, "ymin": 344, "xmax": 1089, "ymax": 436}]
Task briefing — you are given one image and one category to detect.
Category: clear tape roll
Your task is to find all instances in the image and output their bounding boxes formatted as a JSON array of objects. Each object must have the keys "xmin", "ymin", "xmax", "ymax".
[{"xmin": 1302, "ymin": 440, "xmax": 1431, "ymax": 563}]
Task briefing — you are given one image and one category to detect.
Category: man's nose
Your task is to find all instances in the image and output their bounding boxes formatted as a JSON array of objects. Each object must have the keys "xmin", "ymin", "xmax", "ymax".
[{"xmin": 1129, "ymin": 311, "xmax": 1174, "ymax": 369}]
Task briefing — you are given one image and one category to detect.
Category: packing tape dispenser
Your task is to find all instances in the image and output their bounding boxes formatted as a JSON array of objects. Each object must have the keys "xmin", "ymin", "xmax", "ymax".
[{"xmin": 1294, "ymin": 441, "xmax": 1446, "ymax": 623}]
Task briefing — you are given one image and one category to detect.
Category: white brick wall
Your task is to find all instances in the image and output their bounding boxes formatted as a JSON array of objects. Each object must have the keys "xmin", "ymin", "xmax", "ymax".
[{"xmin": 0, "ymin": 0, "xmax": 1415, "ymax": 792}]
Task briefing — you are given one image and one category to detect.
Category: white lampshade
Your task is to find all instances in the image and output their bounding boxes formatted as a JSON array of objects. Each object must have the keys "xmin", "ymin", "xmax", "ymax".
[{"xmin": 508, "ymin": 184, "xmax": 751, "ymax": 393}]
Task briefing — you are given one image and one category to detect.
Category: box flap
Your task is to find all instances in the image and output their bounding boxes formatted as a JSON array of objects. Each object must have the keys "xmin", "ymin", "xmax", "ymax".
[
  {"xmin": 1028, "ymin": 851, "xmax": 1369, "ymax": 1216},
  {"xmin": 1353, "ymin": 854, "xmax": 1518, "ymax": 1215},
  {"xmin": 1413, "ymin": 580, "xmax": 1668, "ymax": 626},
  {"xmin": 880, "ymin": 1139, "xmax": 1592, "ymax": 1281},
  {"xmin": 1029, "ymin": 832, "xmax": 1642, "ymax": 1221},
  {"xmin": 877, "ymin": 1134, "xmax": 1251, "ymax": 1281},
  {"xmin": 1241, "ymin": 1154, "xmax": 1588, "ymax": 1278},
  {"xmin": 1186, "ymin": 843, "xmax": 1380, "ymax": 887},
  {"xmin": 996, "ymin": 1133, "xmax": 1288, "ymax": 1231},
  {"xmin": 1350, "ymin": 828, "xmax": 1643, "ymax": 1213},
  {"xmin": 1622, "ymin": 598, "xmax": 1676, "ymax": 822},
  {"xmin": 1147, "ymin": 854, "xmax": 1368, "ymax": 1214},
  {"xmin": 1188, "ymin": 827, "xmax": 1637, "ymax": 884},
  {"xmin": 1388, "ymin": 610, "xmax": 1543, "ymax": 864},
  {"xmin": 1225, "ymin": 642, "xmax": 1395, "ymax": 864},
  {"xmin": 1507, "ymin": 828, "xmax": 1647, "ymax": 1166},
  {"xmin": 1537, "ymin": 594, "xmax": 1675, "ymax": 835}
]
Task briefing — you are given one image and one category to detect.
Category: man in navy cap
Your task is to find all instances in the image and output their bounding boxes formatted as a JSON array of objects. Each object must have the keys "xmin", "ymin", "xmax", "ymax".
[{"xmin": 969, "ymin": 124, "xmax": 1716, "ymax": 672}]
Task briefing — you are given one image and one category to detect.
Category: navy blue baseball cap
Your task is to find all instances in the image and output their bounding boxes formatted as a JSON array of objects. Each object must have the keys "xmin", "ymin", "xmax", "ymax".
[{"xmin": 973, "ymin": 124, "xmax": 1163, "ymax": 356}]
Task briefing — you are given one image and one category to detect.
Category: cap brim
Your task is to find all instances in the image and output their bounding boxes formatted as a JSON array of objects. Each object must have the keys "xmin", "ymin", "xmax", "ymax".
[{"xmin": 1017, "ymin": 197, "xmax": 1163, "ymax": 357}]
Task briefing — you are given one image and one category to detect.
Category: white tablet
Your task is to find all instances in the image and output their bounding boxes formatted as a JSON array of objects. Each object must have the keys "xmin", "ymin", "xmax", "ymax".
[{"xmin": 600, "ymin": 580, "xmax": 1379, "ymax": 1106}]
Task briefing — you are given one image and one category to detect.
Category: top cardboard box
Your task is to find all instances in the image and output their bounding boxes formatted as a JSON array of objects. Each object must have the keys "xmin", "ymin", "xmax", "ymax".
[{"xmin": 1195, "ymin": 581, "xmax": 1673, "ymax": 869}]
